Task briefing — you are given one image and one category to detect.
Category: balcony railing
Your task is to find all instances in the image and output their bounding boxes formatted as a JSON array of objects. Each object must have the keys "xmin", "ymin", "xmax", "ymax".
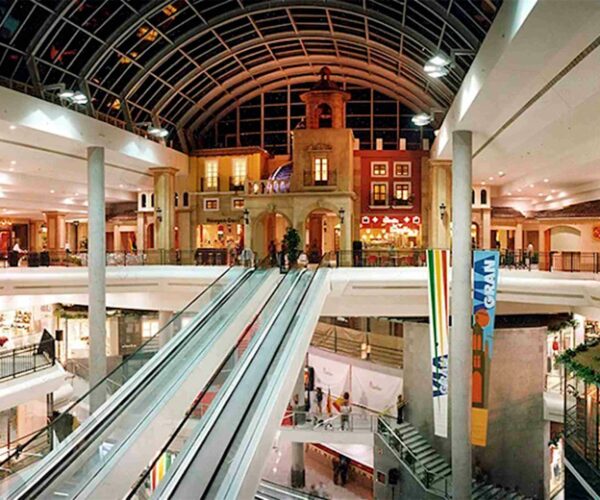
[
  {"xmin": 246, "ymin": 179, "xmax": 290, "ymax": 195},
  {"xmin": 303, "ymin": 170, "xmax": 337, "ymax": 187},
  {"xmin": 200, "ymin": 177, "xmax": 220, "ymax": 192},
  {"xmin": 0, "ymin": 335, "xmax": 55, "ymax": 382},
  {"xmin": 229, "ymin": 176, "xmax": 246, "ymax": 192}
]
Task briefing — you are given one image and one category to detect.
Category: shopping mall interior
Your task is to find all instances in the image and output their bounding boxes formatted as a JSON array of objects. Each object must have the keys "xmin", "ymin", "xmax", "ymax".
[{"xmin": 0, "ymin": 1, "xmax": 600, "ymax": 499}]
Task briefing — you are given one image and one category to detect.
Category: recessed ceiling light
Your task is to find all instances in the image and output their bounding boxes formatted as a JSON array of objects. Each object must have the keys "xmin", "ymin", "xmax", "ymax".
[
  {"xmin": 517, "ymin": 188, "xmax": 522, "ymax": 192},
  {"xmin": 507, "ymin": 192, "xmax": 512, "ymax": 196},
  {"xmin": 50, "ymin": 189, "xmax": 55, "ymax": 194},
  {"xmin": 538, "ymin": 193, "xmax": 544, "ymax": 196},
  {"xmin": 8, "ymin": 168, "xmax": 14, "ymax": 172},
  {"xmin": 529, "ymin": 184, "xmax": 534, "ymax": 188},
  {"xmin": 119, "ymin": 184, "xmax": 124, "ymax": 188},
  {"xmin": 74, "ymin": 192, "xmax": 79, "ymax": 196},
  {"xmin": 498, "ymin": 171, "xmax": 505, "ymax": 177},
  {"xmin": 488, "ymin": 176, "xmax": 494, "ymax": 181},
  {"xmin": 136, "ymin": 187, "xmax": 141, "ymax": 192},
  {"xmin": 10, "ymin": 161, "xmax": 16, "ymax": 165},
  {"xmin": 543, "ymin": 178, "xmax": 549, "ymax": 183},
  {"xmin": 551, "ymin": 189, "xmax": 557, "ymax": 193},
  {"xmin": 9, "ymin": 125, "xmax": 16, "ymax": 131},
  {"xmin": 481, "ymin": 181, "xmax": 486, "ymax": 185}
]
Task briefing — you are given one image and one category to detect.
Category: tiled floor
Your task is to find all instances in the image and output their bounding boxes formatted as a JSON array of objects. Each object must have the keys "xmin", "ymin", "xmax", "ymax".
[{"xmin": 261, "ymin": 440, "xmax": 373, "ymax": 499}]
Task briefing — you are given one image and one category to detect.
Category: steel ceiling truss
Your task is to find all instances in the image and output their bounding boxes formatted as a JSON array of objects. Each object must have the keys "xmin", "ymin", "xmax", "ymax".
[{"xmin": 0, "ymin": 0, "xmax": 500, "ymax": 150}]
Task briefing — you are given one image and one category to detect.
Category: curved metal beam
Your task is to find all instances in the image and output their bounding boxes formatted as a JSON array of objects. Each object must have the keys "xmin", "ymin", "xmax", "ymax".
[
  {"xmin": 187, "ymin": 58, "xmax": 443, "ymax": 135},
  {"xmin": 119, "ymin": 0, "xmax": 467, "ymax": 100},
  {"xmin": 194, "ymin": 73, "xmax": 429, "ymax": 140},
  {"xmin": 182, "ymin": 55, "xmax": 441, "ymax": 132},
  {"xmin": 151, "ymin": 30, "xmax": 455, "ymax": 118}
]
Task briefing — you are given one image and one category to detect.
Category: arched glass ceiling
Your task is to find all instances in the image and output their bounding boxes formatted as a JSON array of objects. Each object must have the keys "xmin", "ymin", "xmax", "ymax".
[{"xmin": 0, "ymin": 0, "xmax": 501, "ymax": 152}]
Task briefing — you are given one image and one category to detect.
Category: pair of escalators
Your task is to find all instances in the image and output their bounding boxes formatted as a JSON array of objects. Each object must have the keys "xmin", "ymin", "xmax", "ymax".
[{"xmin": 0, "ymin": 262, "xmax": 329, "ymax": 499}]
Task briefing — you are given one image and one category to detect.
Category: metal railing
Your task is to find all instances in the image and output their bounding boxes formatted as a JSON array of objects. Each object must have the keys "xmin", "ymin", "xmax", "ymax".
[
  {"xmin": 0, "ymin": 337, "xmax": 55, "ymax": 382},
  {"xmin": 1, "ymin": 249, "xmax": 235, "ymax": 268},
  {"xmin": 333, "ymin": 250, "xmax": 427, "ymax": 268},
  {"xmin": 246, "ymin": 179, "xmax": 290, "ymax": 195},
  {"xmin": 303, "ymin": 170, "xmax": 337, "ymax": 187},
  {"xmin": 282, "ymin": 410, "xmax": 378, "ymax": 433},
  {"xmin": 200, "ymin": 177, "xmax": 221, "ymax": 192},
  {"xmin": 376, "ymin": 416, "xmax": 449, "ymax": 498}
]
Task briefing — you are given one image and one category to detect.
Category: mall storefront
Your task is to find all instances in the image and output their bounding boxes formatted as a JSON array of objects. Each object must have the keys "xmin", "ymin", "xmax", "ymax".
[{"xmin": 359, "ymin": 215, "xmax": 422, "ymax": 249}]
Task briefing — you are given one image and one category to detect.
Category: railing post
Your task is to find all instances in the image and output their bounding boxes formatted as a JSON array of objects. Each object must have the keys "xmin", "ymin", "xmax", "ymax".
[
  {"xmin": 33, "ymin": 346, "xmax": 36, "ymax": 372},
  {"xmin": 12, "ymin": 349, "xmax": 15, "ymax": 378}
]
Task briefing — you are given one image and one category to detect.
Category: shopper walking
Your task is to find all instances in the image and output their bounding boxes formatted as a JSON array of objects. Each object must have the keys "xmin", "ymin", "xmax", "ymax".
[{"xmin": 340, "ymin": 392, "xmax": 351, "ymax": 431}]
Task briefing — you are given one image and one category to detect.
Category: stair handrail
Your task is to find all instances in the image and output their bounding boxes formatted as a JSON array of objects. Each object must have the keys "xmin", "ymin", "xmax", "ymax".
[{"xmin": 376, "ymin": 416, "xmax": 449, "ymax": 498}]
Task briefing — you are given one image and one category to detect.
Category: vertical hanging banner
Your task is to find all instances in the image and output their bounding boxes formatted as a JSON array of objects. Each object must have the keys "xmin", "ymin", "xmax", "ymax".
[
  {"xmin": 426, "ymin": 249, "xmax": 450, "ymax": 438},
  {"xmin": 471, "ymin": 250, "xmax": 500, "ymax": 447}
]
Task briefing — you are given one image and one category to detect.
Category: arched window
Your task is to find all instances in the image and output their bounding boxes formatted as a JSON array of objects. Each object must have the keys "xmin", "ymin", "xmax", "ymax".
[
  {"xmin": 183, "ymin": 192, "xmax": 189, "ymax": 207},
  {"xmin": 317, "ymin": 103, "xmax": 332, "ymax": 128},
  {"xmin": 141, "ymin": 193, "xmax": 147, "ymax": 208},
  {"xmin": 472, "ymin": 190, "xmax": 475, "ymax": 204},
  {"xmin": 480, "ymin": 189, "xmax": 488, "ymax": 205},
  {"xmin": 174, "ymin": 192, "xmax": 179, "ymax": 207}
]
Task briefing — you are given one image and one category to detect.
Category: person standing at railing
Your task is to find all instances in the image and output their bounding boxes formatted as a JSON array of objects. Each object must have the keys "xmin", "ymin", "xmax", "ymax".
[
  {"xmin": 527, "ymin": 242, "xmax": 534, "ymax": 271},
  {"xmin": 396, "ymin": 394, "xmax": 407, "ymax": 425},
  {"xmin": 340, "ymin": 392, "xmax": 351, "ymax": 431}
]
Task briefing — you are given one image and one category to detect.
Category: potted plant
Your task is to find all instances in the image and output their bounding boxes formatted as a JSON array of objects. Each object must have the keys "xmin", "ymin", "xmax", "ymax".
[{"xmin": 283, "ymin": 226, "xmax": 301, "ymax": 265}]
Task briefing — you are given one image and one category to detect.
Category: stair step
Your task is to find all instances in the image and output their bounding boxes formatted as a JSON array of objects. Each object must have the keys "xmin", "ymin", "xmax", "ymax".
[
  {"xmin": 414, "ymin": 449, "xmax": 437, "ymax": 462},
  {"xmin": 411, "ymin": 442, "xmax": 433, "ymax": 454},
  {"xmin": 473, "ymin": 484, "xmax": 496, "ymax": 498},
  {"xmin": 421, "ymin": 456, "xmax": 446, "ymax": 468},
  {"xmin": 404, "ymin": 435, "xmax": 427, "ymax": 446}
]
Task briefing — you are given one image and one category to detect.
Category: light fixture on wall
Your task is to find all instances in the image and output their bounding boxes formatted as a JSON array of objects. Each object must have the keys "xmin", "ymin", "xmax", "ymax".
[
  {"xmin": 338, "ymin": 207, "xmax": 346, "ymax": 224},
  {"xmin": 243, "ymin": 208, "xmax": 250, "ymax": 225},
  {"xmin": 156, "ymin": 207, "xmax": 163, "ymax": 223},
  {"xmin": 411, "ymin": 113, "xmax": 433, "ymax": 127},
  {"xmin": 44, "ymin": 83, "xmax": 88, "ymax": 105},
  {"xmin": 439, "ymin": 202, "xmax": 447, "ymax": 221}
]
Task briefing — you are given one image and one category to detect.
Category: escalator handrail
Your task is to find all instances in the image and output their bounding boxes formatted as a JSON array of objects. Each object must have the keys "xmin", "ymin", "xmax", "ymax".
[
  {"xmin": 0, "ymin": 264, "xmax": 237, "ymax": 474},
  {"xmin": 125, "ymin": 269, "xmax": 289, "ymax": 498},
  {"xmin": 256, "ymin": 479, "xmax": 328, "ymax": 500},
  {"xmin": 5, "ymin": 267, "xmax": 254, "ymax": 498},
  {"xmin": 212, "ymin": 263, "xmax": 328, "ymax": 497},
  {"xmin": 156, "ymin": 270, "xmax": 309, "ymax": 498},
  {"xmin": 163, "ymin": 260, "xmax": 327, "ymax": 498}
]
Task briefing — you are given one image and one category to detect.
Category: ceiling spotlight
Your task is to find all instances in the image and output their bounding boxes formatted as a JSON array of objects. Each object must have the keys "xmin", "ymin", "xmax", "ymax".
[
  {"xmin": 148, "ymin": 126, "xmax": 169, "ymax": 138},
  {"xmin": 411, "ymin": 113, "xmax": 433, "ymax": 127},
  {"xmin": 529, "ymin": 184, "xmax": 534, "ymax": 188},
  {"xmin": 551, "ymin": 189, "xmax": 557, "ymax": 193},
  {"xmin": 488, "ymin": 176, "xmax": 494, "ymax": 181},
  {"xmin": 481, "ymin": 181, "xmax": 486, "ymax": 185},
  {"xmin": 543, "ymin": 178, "xmax": 549, "ymax": 183},
  {"xmin": 58, "ymin": 89, "xmax": 75, "ymax": 99},
  {"xmin": 427, "ymin": 54, "xmax": 451, "ymax": 67},
  {"xmin": 538, "ymin": 193, "xmax": 544, "ymax": 196},
  {"xmin": 507, "ymin": 192, "xmax": 512, "ymax": 196},
  {"xmin": 119, "ymin": 184, "xmax": 124, "ymax": 188},
  {"xmin": 71, "ymin": 91, "xmax": 88, "ymax": 105},
  {"xmin": 517, "ymin": 188, "xmax": 522, "ymax": 192},
  {"xmin": 424, "ymin": 64, "xmax": 449, "ymax": 78},
  {"xmin": 50, "ymin": 189, "xmax": 55, "ymax": 194},
  {"xmin": 9, "ymin": 125, "xmax": 16, "ymax": 131},
  {"xmin": 8, "ymin": 168, "xmax": 14, "ymax": 172},
  {"xmin": 498, "ymin": 171, "xmax": 505, "ymax": 177}
]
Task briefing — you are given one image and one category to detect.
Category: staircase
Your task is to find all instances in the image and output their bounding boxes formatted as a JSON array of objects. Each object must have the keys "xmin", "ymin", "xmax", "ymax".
[{"xmin": 377, "ymin": 418, "xmax": 531, "ymax": 499}]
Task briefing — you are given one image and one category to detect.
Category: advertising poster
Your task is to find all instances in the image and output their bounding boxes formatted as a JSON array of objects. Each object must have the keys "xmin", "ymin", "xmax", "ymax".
[
  {"xmin": 426, "ymin": 249, "xmax": 449, "ymax": 438},
  {"xmin": 471, "ymin": 250, "xmax": 500, "ymax": 447}
]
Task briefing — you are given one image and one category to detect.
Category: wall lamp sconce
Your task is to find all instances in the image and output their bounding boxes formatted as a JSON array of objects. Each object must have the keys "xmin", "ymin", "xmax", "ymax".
[
  {"xmin": 243, "ymin": 208, "xmax": 250, "ymax": 225},
  {"xmin": 439, "ymin": 202, "xmax": 447, "ymax": 221},
  {"xmin": 156, "ymin": 207, "xmax": 163, "ymax": 223},
  {"xmin": 338, "ymin": 207, "xmax": 346, "ymax": 224}
]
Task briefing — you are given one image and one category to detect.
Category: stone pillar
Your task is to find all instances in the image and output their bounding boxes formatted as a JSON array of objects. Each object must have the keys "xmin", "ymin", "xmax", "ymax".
[
  {"xmin": 482, "ymin": 209, "xmax": 491, "ymax": 249},
  {"xmin": 515, "ymin": 223, "xmax": 523, "ymax": 252},
  {"xmin": 451, "ymin": 131, "xmax": 473, "ymax": 500},
  {"xmin": 158, "ymin": 310, "xmax": 174, "ymax": 348},
  {"xmin": 136, "ymin": 212, "xmax": 145, "ymax": 251},
  {"xmin": 290, "ymin": 366, "xmax": 306, "ymax": 488},
  {"xmin": 113, "ymin": 224, "xmax": 121, "ymax": 251},
  {"xmin": 426, "ymin": 160, "xmax": 452, "ymax": 249},
  {"xmin": 87, "ymin": 146, "xmax": 107, "ymax": 413},
  {"xmin": 340, "ymin": 207, "xmax": 352, "ymax": 253},
  {"xmin": 291, "ymin": 442, "xmax": 306, "ymax": 488},
  {"xmin": 150, "ymin": 167, "xmax": 177, "ymax": 251},
  {"xmin": 44, "ymin": 211, "xmax": 67, "ymax": 250}
]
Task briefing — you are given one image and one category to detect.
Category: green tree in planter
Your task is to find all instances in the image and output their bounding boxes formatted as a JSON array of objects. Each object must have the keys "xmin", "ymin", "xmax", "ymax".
[{"xmin": 283, "ymin": 226, "xmax": 301, "ymax": 264}]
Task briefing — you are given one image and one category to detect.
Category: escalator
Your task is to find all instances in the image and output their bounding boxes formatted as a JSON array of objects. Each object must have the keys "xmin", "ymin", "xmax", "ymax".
[
  {"xmin": 145, "ymin": 266, "xmax": 330, "ymax": 499},
  {"xmin": 0, "ymin": 265, "xmax": 284, "ymax": 499}
]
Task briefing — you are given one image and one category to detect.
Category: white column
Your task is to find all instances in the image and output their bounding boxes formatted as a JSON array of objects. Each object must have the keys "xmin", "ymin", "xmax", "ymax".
[
  {"xmin": 290, "ymin": 367, "xmax": 305, "ymax": 488},
  {"xmin": 158, "ymin": 310, "xmax": 174, "ymax": 348},
  {"xmin": 88, "ymin": 146, "xmax": 107, "ymax": 413},
  {"xmin": 451, "ymin": 131, "xmax": 473, "ymax": 500}
]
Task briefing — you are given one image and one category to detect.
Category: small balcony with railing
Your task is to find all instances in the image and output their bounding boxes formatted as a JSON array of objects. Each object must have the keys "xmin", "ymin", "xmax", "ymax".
[
  {"xmin": 303, "ymin": 169, "xmax": 337, "ymax": 189},
  {"xmin": 200, "ymin": 176, "xmax": 221, "ymax": 192}
]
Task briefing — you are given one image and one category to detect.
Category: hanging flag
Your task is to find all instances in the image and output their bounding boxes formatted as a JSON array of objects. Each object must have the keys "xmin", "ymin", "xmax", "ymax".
[
  {"xmin": 471, "ymin": 250, "xmax": 500, "ymax": 447},
  {"xmin": 426, "ymin": 249, "xmax": 450, "ymax": 438},
  {"xmin": 326, "ymin": 388, "xmax": 333, "ymax": 416}
]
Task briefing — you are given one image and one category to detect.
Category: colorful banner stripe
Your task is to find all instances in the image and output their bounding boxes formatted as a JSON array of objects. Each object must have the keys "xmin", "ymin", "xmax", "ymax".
[
  {"xmin": 471, "ymin": 250, "xmax": 500, "ymax": 447},
  {"xmin": 426, "ymin": 249, "xmax": 450, "ymax": 438},
  {"xmin": 150, "ymin": 450, "xmax": 175, "ymax": 493}
]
